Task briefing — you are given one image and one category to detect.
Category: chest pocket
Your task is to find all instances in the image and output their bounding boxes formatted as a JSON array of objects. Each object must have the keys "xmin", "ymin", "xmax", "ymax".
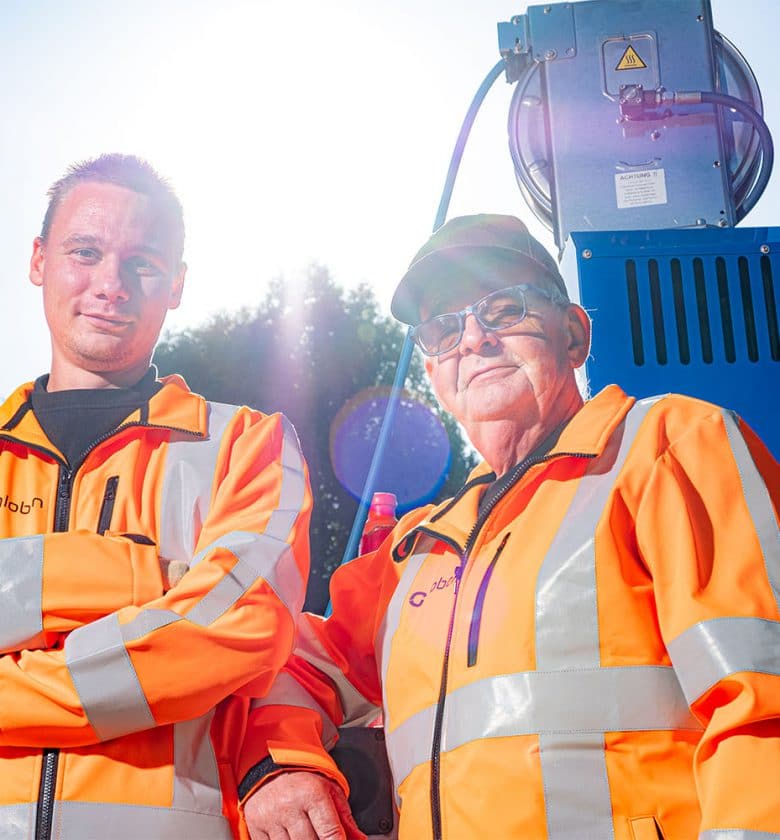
[{"xmin": 629, "ymin": 816, "xmax": 665, "ymax": 840}]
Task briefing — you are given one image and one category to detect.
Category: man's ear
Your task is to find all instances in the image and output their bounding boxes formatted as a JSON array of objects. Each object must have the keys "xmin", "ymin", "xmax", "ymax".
[
  {"xmin": 566, "ymin": 304, "xmax": 591, "ymax": 369},
  {"xmin": 30, "ymin": 237, "xmax": 45, "ymax": 288},
  {"xmin": 168, "ymin": 262, "xmax": 187, "ymax": 310}
]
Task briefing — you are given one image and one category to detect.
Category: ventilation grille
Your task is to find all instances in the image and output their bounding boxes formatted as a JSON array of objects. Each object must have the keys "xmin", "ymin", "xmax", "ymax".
[{"xmin": 625, "ymin": 254, "xmax": 779, "ymax": 366}]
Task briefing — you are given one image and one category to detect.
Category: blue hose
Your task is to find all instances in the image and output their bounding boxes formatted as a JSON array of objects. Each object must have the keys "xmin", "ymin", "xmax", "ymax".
[{"xmin": 324, "ymin": 58, "xmax": 507, "ymax": 615}]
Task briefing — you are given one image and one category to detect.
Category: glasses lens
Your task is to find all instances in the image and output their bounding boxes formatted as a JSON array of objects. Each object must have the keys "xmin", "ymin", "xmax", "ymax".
[
  {"xmin": 415, "ymin": 313, "xmax": 462, "ymax": 356},
  {"xmin": 477, "ymin": 287, "xmax": 527, "ymax": 330}
]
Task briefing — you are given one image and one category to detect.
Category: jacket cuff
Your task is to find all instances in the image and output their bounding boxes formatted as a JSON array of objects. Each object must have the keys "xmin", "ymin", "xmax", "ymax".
[{"xmin": 238, "ymin": 756, "xmax": 284, "ymax": 801}]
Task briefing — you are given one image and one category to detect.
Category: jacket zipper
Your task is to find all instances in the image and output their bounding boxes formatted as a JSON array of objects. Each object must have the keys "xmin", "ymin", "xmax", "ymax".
[
  {"xmin": 35, "ymin": 464, "xmax": 73, "ymax": 840},
  {"xmin": 428, "ymin": 450, "xmax": 594, "ymax": 840},
  {"xmin": 26, "ymin": 423, "xmax": 200, "ymax": 840},
  {"xmin": 97, "ymin": 476, "xmax": 120, "ymax": 535}
]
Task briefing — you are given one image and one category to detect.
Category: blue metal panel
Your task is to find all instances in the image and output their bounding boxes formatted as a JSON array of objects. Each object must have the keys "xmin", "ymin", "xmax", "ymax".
[{"xmin": 572, "ymin": 227, "xmax": 780, "ymax": 457}]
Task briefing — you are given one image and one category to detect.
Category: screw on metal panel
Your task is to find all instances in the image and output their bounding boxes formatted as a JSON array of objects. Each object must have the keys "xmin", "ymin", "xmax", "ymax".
[
  {"xmin": 696, "ymin": 218, "xmax": 707, "ymax": 226},
  {"xmin": 718, "ymin": 219, "xmax": 728, "ymax": 227},
  {"xmin": 697, "ymin": 14, "xmax": 704, "ymax": 21},
  {"xmin": 543, "ymin": 6, "xmax": 552, "ymax": 12},
  {"xmin": 511, "ymin": 14, "xmax": 522, "ymax": 24},
  {"xmin": 379, "ymin": 819, "xmax": 393, "ymax": 833},
  {"xmin": 650, "ymin": 130, "xmax": 661, "ymax": 140},
  {"xmin": 713, "ymin": 160, "xmax": 721, "ymax": 167},
  {"xmin": 544, "ymin": 48, "xmax": 557, "ymax": 60},
  {"xmin": 582, "ymin": 249, "xmax": 593, "ymax": 259},
  {"xmin": 565, "ymin": 47, "xmax": 575, "ymax": 56},
  {"xmin": 760, "ymin": 244, "xmax": 771, "ymax": 254}
]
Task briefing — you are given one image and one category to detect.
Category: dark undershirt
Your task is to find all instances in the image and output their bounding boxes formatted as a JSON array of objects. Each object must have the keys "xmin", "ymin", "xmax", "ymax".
[
  {"xmin": 31, "ymin": 368, "xmax": 161, "ymax": 468},
  {"xmin": 478, "ymin": 419, "xmax": 569, "ymax": 515}
]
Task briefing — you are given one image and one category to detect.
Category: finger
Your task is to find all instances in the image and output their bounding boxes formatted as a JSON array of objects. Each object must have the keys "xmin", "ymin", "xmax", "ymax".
[
  {"xmin": 306, "ymin": 792, "xmax": 348, "ymax": 840},
  {"xmin": 279, "ymin": 814, "xmax": 318, "ymax": 840},
  {"xmin": 330, "ymin": 789, "xmax": 366, "ymax": 840}
]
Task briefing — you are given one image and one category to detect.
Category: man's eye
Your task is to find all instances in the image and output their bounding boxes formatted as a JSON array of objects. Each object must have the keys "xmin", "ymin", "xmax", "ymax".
[
  {"xmin": 484, "ymin": 303, "xmax": 524, "ymax": 326},
  {"xmin": 71, "ymin": 248, "xmax": 99, "ymax": 262},
  {"xmin": 126, "ymin": 257, "xmax": 163, "ymax": 276}
]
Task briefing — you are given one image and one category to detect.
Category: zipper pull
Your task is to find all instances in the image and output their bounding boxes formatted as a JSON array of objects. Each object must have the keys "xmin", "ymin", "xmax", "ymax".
[{"xmin": 454, "ymin": 563, "xmax": 465, "ymax": 592}]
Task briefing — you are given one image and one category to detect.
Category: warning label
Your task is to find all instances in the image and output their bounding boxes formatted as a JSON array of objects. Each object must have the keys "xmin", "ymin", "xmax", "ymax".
[
  {"xmin": 616, "ymin": 44, "xmax": 647, "ymax": 71},
  {"xmin": 615, "ymin": 169, "xmax": 667, "ymax": 209}
]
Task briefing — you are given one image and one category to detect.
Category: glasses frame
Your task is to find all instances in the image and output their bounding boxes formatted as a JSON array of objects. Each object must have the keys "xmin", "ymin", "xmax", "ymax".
[{"xmin": 411, "ymin": 283, "xmax": 568, "ymax": 357}]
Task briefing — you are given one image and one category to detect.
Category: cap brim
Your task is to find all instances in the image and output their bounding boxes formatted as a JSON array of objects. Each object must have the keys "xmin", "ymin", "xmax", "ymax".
[{"xmin": 391, "ymin": 245, "xmax": 566, "ymax": 325}]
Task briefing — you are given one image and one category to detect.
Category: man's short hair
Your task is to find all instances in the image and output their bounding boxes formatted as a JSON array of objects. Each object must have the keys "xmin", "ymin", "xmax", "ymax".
[{"xmin": 40, "ymin": 153, "xmax": 185, "ymax": 259}]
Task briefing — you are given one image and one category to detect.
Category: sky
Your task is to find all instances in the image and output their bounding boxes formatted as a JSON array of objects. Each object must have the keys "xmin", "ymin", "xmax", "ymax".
[{"xmin": 0, "ymin": 0, "xmax": 778, "ymax": 399}]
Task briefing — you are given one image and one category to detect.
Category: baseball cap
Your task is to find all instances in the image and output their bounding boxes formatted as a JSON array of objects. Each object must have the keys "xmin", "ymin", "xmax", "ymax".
[{"xmin": 391, "ymin": 214, "xmax": 568, "ymax": 325}]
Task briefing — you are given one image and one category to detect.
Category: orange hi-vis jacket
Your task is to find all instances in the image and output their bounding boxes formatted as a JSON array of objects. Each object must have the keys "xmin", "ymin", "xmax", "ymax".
[
  {"xmin": 252, "ymin": 385, "xmax": 780, "ymax": 839},
  {"xmin": 0, "ymin": 374, "xmax": 312, "ymax": 839}
]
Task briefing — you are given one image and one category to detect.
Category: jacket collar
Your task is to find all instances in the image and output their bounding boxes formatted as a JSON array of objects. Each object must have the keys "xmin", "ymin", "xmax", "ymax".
[
  {"xmin": 447, "ymin": 384, "xmax": 634, "ymax": 499},
  {"xmin": 391, "ymin": 384, "xmax": 635, "ymax": 558},
  {"xmin": 0, "ymin": 373, "xmax": 208, "ymax": 451}
]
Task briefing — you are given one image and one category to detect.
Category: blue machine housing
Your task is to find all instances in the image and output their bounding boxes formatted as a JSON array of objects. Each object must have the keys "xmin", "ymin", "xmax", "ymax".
[{"xmin": 573, "ymin": 227, "xmax": 780, "ymax": 456}]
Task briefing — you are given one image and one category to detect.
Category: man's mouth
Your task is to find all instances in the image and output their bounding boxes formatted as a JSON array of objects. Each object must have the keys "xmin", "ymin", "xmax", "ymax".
[
  {"xmin": 466, "ymin": 365, "xmax": 515, "ymax": 386},
  {"xmin": 81, "ymin": 313, "xmax": 133, "ymax": 329}
]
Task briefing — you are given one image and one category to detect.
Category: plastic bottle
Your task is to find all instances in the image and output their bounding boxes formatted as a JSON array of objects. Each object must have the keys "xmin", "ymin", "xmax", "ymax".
[{"xmin": 359, "ymin": 492, "xmax": 398, "ymax": 554}]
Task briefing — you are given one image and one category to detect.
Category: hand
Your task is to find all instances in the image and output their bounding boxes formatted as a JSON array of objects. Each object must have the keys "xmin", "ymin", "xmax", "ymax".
[
  {"xmin": 159, "ymin": 557, "xmax": 188, "ymax": 590},
  {"xmin": 244, "ymin": 770, "xmax": 366, "ymax": 840}
]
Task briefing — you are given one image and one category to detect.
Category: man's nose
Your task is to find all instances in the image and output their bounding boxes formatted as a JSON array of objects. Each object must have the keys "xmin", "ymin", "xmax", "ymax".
[
  {"xmin": 93, "ymin": 257, "xmax": 130, "ymax": 303},
  {"xmin": 459, "ymin": 312, "xmax": 499, "ymax": 354}
]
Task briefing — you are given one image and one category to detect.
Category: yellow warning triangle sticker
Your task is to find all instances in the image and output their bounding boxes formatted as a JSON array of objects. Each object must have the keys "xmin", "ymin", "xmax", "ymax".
[{"xmin": 616, "ymin": 44, "xmax": 647, "ymax": 71}]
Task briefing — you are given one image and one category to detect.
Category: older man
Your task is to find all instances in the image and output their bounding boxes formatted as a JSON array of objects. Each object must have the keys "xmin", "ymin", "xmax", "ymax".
[
  {"xmin": 0, "ymin": 154, "xmax": 313, "ymax": 838},
  {"xmin": 245, "ymin": 214, "xmax": 780, "ymax": 840}
]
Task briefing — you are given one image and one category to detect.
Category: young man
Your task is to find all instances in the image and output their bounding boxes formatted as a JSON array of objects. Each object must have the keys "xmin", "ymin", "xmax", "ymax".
[
  {"xmin": 245, "ymin": 215, "xmax": 780, "ymax": 840},
  {"xmin": 0, "ymin": 154, "xmax": 312, "ymax": 838}
]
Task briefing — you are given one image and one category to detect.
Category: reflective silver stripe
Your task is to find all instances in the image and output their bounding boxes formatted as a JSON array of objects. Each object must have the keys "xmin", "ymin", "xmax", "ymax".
[
  {"xmin": 186, "ymin": 531, "xmax": 303, "ymax": 625},
  {"xmin": 173, "ymin": 710, "xmax": 223, "ymax": 814},
  {"xmin": 0, "ymin": 802, "xmax": 34, "ymax": 838},
  {"xmin": 535, "ymin": 397, "xmax": 660, "ymax": 840},
  {"xmin": 187, "ymin": 414, "xmax": 307, "ymax": 619},
  {"xmin": 266, "ymin": 417, "xmax": 308, "ymax": 553},
  {"xmin": 0, "ymin": 534, "xmax": 45, "ymax": 652},
  {"xmin": 721, "ymin": 408, "xmax": 780, "ymax": 613},
  {"xmin": 701, "ymin": 832, "xmax": 780, "ymax": 839},
  {"xmin": 159, "ymin": 401, "xmax": 237, "ymax": 566},
  {"xmin": 377, "ymin": 547, "xmax": 431, "ymax": 733},
  {"xmin": 251, "ymin": 671, "xmax": 339, "ymax": 749},
  {"xmin": 295, "ymin": 616, "xmax": 379, "ymax": 729},
  {"xmin": 65, "ymin": 613, "xmax": 156, "ymax": 741},
  {"xmin": 52, "ymin": 800, "xmax": 233, "ymax": 839},
  {"xmin": 535, "ymin": 398, "xmax": 658, "ymax": 668},
  {"xmin": 387, "ymin": 665, "xmax": 700, "ymax": 788},
  {"xmin": 377, "ymin": 545, "xmax": 445, "ymax": 804},
  {"xmin": 119, "ymin": 607, "xmax": 182, "ymax": 642},
  {"xmin": 668, "ymin": 616, "xmax": 780, "ymax": 705}
]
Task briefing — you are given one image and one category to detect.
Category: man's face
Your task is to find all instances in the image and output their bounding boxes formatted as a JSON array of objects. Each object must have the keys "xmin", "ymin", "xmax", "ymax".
[
  {"xmin": 422, "ymin": 277, "xmax": 588, "ymax": 433},
  {"xmin": 29, "ymin": 181, "xmax": 185, "ymax": 389}
]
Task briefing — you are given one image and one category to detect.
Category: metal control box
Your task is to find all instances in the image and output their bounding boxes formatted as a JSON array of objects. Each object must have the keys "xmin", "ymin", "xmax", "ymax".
[{"xmin": 501, "ymin": 0, "xmax": 748, "ymax": 249}]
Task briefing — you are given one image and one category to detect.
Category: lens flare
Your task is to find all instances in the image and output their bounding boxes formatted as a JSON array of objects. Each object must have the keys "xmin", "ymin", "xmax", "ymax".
[{"xmin": 330, "ymin": 387, "xmax": 451, "ymax": 511}]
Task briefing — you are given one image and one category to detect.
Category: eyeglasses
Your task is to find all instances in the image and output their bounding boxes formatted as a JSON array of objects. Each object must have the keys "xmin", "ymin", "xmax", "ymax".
[{"xmin": 411, "ymin": 283, "xmax": 568, "ymax": 357}]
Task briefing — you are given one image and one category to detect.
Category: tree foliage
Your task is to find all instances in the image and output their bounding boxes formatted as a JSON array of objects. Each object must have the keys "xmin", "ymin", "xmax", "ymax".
[{"xmin": 153, "ymin": 266, "xmax": 476, "ymax": 612}]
